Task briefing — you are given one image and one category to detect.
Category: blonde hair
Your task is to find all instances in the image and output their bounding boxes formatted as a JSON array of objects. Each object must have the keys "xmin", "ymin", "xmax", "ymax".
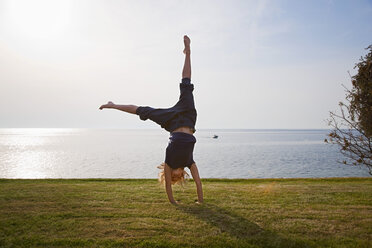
[{"xmin": 157, "ymin": 163, "xmax": 190, "ymax": 187}]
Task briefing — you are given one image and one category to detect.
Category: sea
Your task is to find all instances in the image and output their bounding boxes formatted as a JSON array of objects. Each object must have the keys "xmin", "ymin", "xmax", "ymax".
[{"xmin": 0, "ymin": 129, "xmax": 370, "ymax": 179}]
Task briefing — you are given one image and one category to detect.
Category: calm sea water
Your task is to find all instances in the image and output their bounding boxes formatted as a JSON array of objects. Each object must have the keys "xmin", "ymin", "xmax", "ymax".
[{"xmin": 0, "ymin": 129, "xmax": 369, "ymax": 179}]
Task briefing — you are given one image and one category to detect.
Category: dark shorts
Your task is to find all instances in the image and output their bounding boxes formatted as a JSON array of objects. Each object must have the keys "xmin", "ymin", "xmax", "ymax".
[
  {"xmin": 135, "ymin": 78, "xmax": 196, "ymax": 133},
  {"xmin": 165, "ymin": 132, "xmax": 196, "ymax": 169}
]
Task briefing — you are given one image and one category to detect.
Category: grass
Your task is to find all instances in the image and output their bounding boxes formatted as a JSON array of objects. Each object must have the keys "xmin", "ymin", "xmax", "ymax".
[{"xmin": 0, "ymin": 178, "xmax": 371, "ymax": 247}]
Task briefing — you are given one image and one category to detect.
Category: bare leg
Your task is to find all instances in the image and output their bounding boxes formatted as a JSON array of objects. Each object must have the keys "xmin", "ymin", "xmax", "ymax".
[
  {"xmin": 182, "ymin": 35, "xmax": 191, "ymax": 79},
  {"xmin": 99, "ymin": 101, "xmax": 138, "ymax": 114}
]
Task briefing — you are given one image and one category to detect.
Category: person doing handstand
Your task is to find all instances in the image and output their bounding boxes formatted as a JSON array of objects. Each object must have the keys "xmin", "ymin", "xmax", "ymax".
[{"xmin": 99, "ymin": 35, "xmax": 203, "ymax": 205}]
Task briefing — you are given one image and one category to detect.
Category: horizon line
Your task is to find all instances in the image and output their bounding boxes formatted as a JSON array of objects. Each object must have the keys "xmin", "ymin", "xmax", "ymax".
[{"xmin": 0, "ymin": 127, "xmax": 333, "ymax": 130}]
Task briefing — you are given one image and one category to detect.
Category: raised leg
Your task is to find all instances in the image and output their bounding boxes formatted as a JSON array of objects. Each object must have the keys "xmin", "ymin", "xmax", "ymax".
[
  {"xmin": 99, "ymin": 101, "xmax": 138, "ymax": 114},
  {"xmin": 182, "ymin": 35, "xmax": 191, "ymax": 80}
]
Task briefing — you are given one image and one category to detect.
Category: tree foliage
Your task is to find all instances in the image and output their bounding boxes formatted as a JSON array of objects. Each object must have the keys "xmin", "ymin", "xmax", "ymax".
[{"xmin": 325, "ymin": 45, "xmax": 372, "ymax": 175}]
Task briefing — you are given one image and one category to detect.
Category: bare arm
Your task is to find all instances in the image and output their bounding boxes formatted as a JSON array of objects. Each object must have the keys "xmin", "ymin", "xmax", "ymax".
[
  {"xmin": 164, "ymin": 163, "xmax": 177, "ymax": 205},
  {"xmin": 190, "ymin": 163, "xmax": 203, "ymax": 203}
]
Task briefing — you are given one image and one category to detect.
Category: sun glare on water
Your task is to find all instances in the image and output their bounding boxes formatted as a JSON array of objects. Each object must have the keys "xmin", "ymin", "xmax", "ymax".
[{"xmin": 0, "ymin": 128, "xmax": 78, "ymax": 178}]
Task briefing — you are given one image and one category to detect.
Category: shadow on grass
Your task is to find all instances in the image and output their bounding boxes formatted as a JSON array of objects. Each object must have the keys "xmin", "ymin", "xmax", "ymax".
[{"xmin": 176, "ymin": 203, "xmax": 312, "ymax": 248}]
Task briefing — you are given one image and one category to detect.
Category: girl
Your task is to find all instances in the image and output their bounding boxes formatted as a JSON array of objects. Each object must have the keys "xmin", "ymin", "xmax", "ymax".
[{"xmin": 99, "ymin": 35, "xmax": 203, "ymax": 205}]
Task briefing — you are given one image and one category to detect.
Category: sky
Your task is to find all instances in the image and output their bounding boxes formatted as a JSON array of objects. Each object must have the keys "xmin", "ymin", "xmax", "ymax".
[{"xmin": 0, "ymin": 0, "xmax": 371, "ymax": 129}]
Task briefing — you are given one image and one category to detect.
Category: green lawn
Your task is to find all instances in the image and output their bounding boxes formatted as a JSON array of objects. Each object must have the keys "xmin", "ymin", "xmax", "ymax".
[{"xmin": 0, "ymin": 178, "xmax": 371, "ymax": 248}]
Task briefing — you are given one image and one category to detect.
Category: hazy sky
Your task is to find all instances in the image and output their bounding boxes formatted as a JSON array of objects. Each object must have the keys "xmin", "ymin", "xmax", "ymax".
[{"xmin": 1, "ymin": 0, "xmax": 371, "ymax": 129}]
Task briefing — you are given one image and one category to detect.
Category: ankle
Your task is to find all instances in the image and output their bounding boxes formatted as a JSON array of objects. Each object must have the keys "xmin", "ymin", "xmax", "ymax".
[{"xmin": 183, "ymin": 48, "xmax": 191, "ymax": 55}]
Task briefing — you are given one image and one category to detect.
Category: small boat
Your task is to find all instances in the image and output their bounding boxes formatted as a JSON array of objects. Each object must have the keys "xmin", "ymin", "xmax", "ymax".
[{"xmin": 213, "ymin": 135, "xmax": 218, "ymax": 139}]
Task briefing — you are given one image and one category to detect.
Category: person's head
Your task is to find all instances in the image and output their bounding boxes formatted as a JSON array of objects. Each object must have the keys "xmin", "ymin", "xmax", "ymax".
[{"xmin": 157, "ymin": 163, "xmax": 189, "ymax": 186}]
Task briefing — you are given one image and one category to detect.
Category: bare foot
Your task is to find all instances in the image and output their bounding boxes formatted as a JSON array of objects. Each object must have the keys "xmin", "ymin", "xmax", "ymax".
[
  {"xmin": 183, "ymin": 35, "xmax": 191, "ymax": 54},
  {"xmin": 99, "ymin": 101, "xmax": 115, "ymax": 110}
]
